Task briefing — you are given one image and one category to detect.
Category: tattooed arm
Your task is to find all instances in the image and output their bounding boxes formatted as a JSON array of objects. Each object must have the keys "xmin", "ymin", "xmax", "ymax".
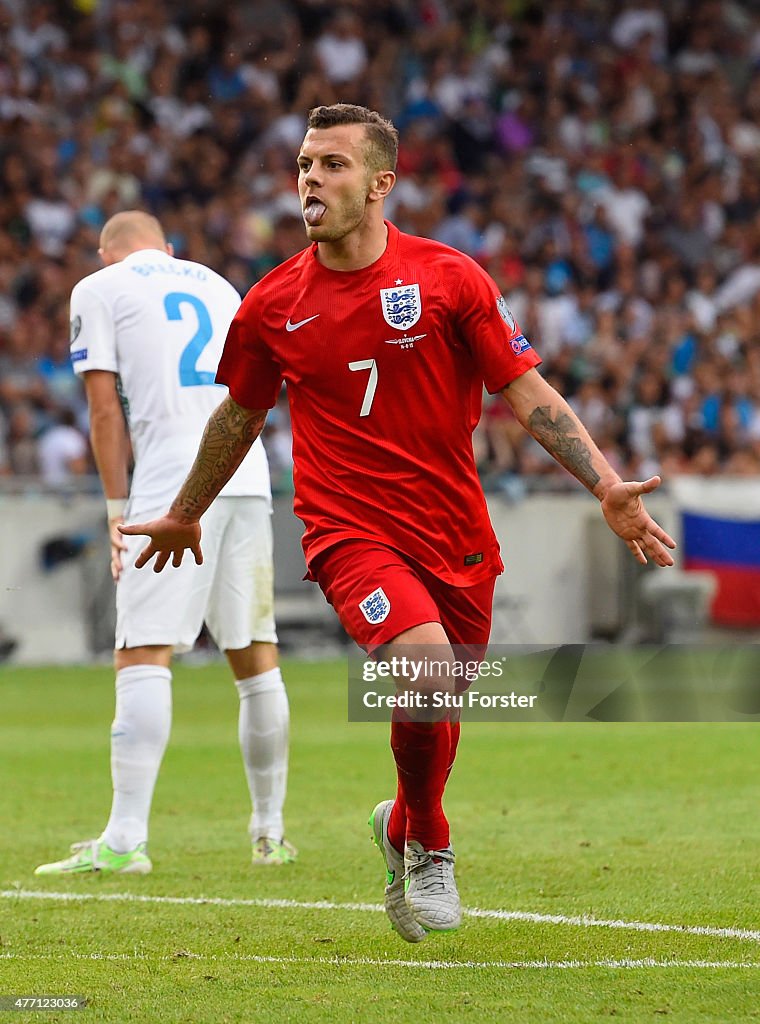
[
  {"xmin": 169, "ymin": 396, "xmax": 266, "ymax": 520},
  {"xmin": 119, "ymin": 397, "xmax": 267, "ymax": 572},
  {"xmin": 502, "ymin": 369, "xmax": 676, "ymax": 566},
  {"xmin": 502, "ymin": 368, "xmax": 616, "ymax": 498}
]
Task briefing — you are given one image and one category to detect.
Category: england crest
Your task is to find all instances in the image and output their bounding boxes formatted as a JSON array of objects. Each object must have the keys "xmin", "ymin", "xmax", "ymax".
[
  {"xmin": 359, "ymin": 587, "xmax": 391, "ymax": 624},
  {"xmin": 380, "ymin": 284, "xmax": 422, "ymax": 331}
]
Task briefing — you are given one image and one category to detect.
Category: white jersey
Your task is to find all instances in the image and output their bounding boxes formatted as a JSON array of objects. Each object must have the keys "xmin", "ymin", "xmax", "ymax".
[{"xmin": 70, "ymin": 248, "xmax": 271, "ymax": 513}]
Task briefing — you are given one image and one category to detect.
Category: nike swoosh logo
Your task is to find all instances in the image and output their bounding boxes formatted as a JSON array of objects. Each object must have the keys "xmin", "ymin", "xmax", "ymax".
[{"xmin": 285, "ymin": 314, "xmax": 320, "ymax": 332}]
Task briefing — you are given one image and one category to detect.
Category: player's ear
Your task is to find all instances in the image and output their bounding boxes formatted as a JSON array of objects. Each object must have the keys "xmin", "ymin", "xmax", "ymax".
[
  {"xmin": 368, "ymin": 170, "xmax": 396, "ymax": 203},
  {"xmin": 166, "ymin": 242, "xmax": 174, "ymax": 257}
]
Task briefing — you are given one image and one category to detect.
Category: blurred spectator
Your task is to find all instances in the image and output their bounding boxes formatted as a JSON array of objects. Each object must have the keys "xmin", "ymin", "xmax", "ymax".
[
  {"xmin": 687, "ymin": 264, "xmax": 720, "ymax": 333},
  {"xmin": 24, "ymin": 174, "xmax": 77, "ymax": 258},
  {"xmin": 7, "ymin": 404, "xmax": 40, "ymax": 477},
  {"xmin": 37, "ymin": 408, "xmax": 89, "ymax": 488},
  {"xmin": 314, "ymin": 10, "xmax": 368, "ymax": 86}
]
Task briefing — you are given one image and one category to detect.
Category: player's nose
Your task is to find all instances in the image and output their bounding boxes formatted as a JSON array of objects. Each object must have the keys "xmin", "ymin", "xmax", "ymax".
[{"xmin": 302, "ymin": 166, "xmax": 323, "ymax": 188}]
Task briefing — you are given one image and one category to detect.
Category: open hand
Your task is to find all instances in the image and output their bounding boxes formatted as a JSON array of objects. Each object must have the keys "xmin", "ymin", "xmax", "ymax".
[
  {"xmin": 118, "ymin": 515, "xmax": 203, "ymax": 572},
  {"xmin": 600, "ymin": 476, "xmax": 676, "ymax": 566}
]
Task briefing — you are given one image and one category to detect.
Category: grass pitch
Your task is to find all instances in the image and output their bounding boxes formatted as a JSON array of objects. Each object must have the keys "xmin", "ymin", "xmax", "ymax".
[{"xmin": 1, "ymin": 661, "xmax": 759, "ymax": 1022}]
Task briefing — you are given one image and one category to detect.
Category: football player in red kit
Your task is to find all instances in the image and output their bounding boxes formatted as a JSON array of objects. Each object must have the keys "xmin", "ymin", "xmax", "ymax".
[{"xmin": 121, "ymin": 104, "xmax": 675, "ymax": 942}]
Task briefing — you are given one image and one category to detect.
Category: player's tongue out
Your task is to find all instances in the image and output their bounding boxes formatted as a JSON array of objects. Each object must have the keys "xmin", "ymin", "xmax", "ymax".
[{"xmin": 304, "ymin": 200, "xmax": 327, "ymax": 226}]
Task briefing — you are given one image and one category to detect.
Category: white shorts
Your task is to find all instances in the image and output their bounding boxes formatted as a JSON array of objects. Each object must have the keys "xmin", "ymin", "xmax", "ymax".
[{"xmin": 116, "ymin": 496, "xmax": 277, "ymax": 653}]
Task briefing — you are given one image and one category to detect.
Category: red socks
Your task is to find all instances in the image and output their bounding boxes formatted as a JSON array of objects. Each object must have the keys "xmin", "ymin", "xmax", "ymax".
[
  {"xmin": 388, "ymin": 718, "xmax": 456, "ymax": 851},
  {"xmin": 447, "ymin": 720, "xmax": 460, "ymax": 782},
  {"xmin": 387, "ymin": 785, "xmax": 407, "ymax": 852}
]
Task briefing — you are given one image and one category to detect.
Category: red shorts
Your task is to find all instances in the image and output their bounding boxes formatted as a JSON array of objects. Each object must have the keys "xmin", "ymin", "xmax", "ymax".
[{"xmin": 311, "ymin": 539, "xmax": 496, "ymax": 653}]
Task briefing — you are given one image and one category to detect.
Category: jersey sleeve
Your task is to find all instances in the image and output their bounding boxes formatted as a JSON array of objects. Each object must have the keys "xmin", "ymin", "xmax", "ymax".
[
  {"xmin": 215, "ymin": 286, "xmax": 283, "ymax": 410},
  {"xmin": 69, "ymin": 279, "xmax": 118, "ymax": 375},
  {"xmin": 452, "ymin": 258, "xmax": 541, "ymax": 393}
]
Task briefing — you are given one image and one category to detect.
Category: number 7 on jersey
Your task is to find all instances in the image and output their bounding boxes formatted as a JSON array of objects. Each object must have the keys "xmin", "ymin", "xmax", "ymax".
[{"xmin": 348, "ymin": 358, "xmax": 378, "ymax": 417}]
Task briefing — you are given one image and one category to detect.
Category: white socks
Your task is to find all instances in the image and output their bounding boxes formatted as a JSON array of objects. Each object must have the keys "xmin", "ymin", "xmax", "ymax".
[
  {"xmin": 101, "ymin": 665, "xmax": 172, "ymax": 854},
  {"xmin": 100, "ymin": 664, "xmax": 289, "ymax": 852},
  {"xmin": 235, "ymin": 667, "xmax": 290, "ymax": 843}
]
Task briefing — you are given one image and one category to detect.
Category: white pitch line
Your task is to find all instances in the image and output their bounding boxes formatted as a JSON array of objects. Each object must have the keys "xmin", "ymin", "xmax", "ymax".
[
  {"xmin": 466, "ymin": 906, "xmax": 760, "ymax": 944},
  {"xmin": 3, "ymin": 889, "xmax": 760, "ymax": 947},
  {"xmin": 0, "ymin": 951, "xmax": 758, "ymax": 970}
]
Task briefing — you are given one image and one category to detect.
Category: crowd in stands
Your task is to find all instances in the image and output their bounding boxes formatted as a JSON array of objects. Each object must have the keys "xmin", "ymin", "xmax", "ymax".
[{"xmin": 2, "ymin": 0, "xmax": 760, "ymax": 493}]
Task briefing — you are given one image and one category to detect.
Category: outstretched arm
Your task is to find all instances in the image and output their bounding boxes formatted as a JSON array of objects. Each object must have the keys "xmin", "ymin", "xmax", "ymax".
[
  {"xmin": 502, "ymin": 368, "xmax": 676, "ymax": 566},
  {"xmin": 119, "ymin": 396, "xmax": 267, "ymax": 571}
]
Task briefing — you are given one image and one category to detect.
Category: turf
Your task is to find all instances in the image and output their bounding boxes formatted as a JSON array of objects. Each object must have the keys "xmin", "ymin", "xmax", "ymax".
[{"xmin": 1, "ymin": 661, "xmax": 759, "ymax": 1022}]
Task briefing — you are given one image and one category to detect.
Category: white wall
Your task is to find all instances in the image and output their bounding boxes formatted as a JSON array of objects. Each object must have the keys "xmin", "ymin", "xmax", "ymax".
[
  {"xmin": 0, "ymin": 495, "xmax": 105, "ymax": 664},
  {"xmin": 490, "ymin": 491, "xmax": 677, "ymax": 646},
  {"xmin": 490, "ymin": 495, "xmax": 592, "ymax": 645}
]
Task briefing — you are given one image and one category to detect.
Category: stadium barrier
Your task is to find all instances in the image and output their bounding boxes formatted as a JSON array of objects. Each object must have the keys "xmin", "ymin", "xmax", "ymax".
[{"xmin": 3, "ymin": 482, "xmax": 752, "ymax": 665}]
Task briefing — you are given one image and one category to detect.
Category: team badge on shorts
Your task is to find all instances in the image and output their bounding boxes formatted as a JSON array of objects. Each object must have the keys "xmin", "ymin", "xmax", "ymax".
[
  {"xmin": 359, "ymin": 587, "xmax": 391, "ymax": 624},
  {"xmin": 380, "ymin": 284, "xmax": 422, "ymax": 330}
]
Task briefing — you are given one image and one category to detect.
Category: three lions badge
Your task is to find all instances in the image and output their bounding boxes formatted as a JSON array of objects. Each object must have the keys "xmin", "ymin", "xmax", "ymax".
[{"xmin": 380, "ymin": 284, "xmax": 422, "ymax": 331}]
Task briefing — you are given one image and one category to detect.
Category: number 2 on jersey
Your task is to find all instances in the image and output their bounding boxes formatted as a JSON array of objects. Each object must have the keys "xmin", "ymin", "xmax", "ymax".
[
  {"xmin": 348, "ymin": 358, "xmax": 378, "ymax": 417},
  {"xmin": 164, "ymin": 292, "xmax": 216, "ymax": 387}
]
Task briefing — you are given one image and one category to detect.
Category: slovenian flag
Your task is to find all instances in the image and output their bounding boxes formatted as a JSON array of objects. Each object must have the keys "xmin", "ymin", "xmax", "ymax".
[{"xmin": 674, "ymin": 479, "xmax": 760, "ymax": 627}]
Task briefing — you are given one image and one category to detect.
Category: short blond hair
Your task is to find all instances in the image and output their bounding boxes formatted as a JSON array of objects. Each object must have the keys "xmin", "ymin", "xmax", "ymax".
[{"xmin": 100, "ymin": 211, "xmax": 167, "ymax": 257}]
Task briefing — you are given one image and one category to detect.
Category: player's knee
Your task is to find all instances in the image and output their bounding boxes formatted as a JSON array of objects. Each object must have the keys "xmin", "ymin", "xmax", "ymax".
[
  {"xmin": 226, "ymin": 641, "xmax": 278, "ymax": 680},
  {"xmin": 114, "ymin": 645, "xmax": 172, "ymax": 671}
]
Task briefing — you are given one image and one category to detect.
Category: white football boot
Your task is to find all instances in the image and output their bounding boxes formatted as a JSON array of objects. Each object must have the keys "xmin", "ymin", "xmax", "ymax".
[
  {"xmin": 404, "ymin": 841, "xmax": 461, "ymax": 931},
  {"xmin": 369, "ymin": 800, "xmax": 426, "ymax": 943}
]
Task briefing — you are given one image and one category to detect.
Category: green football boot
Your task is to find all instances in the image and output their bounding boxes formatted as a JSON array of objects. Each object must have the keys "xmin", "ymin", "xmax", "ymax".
[{"xmin": 34, "ymin": 839, "xmax": 152, "ymax": 876}]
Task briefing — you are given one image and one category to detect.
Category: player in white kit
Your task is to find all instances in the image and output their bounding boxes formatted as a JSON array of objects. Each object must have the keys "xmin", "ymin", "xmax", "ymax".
[{"xmin": 35, "ymin": 211, "xmax": 296, "ymax": 874}]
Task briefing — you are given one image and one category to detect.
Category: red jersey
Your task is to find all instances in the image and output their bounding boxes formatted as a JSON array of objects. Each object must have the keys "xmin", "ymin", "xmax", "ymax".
[{"xmin": 217, "ymin": 222, "xmax": 541, "ymax": 585}]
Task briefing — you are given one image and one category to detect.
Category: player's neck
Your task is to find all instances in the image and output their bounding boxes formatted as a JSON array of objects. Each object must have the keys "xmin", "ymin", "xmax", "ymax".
[{"xmin": 316, "ymin": 221, "xmax": 388, "ymax": 272}]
